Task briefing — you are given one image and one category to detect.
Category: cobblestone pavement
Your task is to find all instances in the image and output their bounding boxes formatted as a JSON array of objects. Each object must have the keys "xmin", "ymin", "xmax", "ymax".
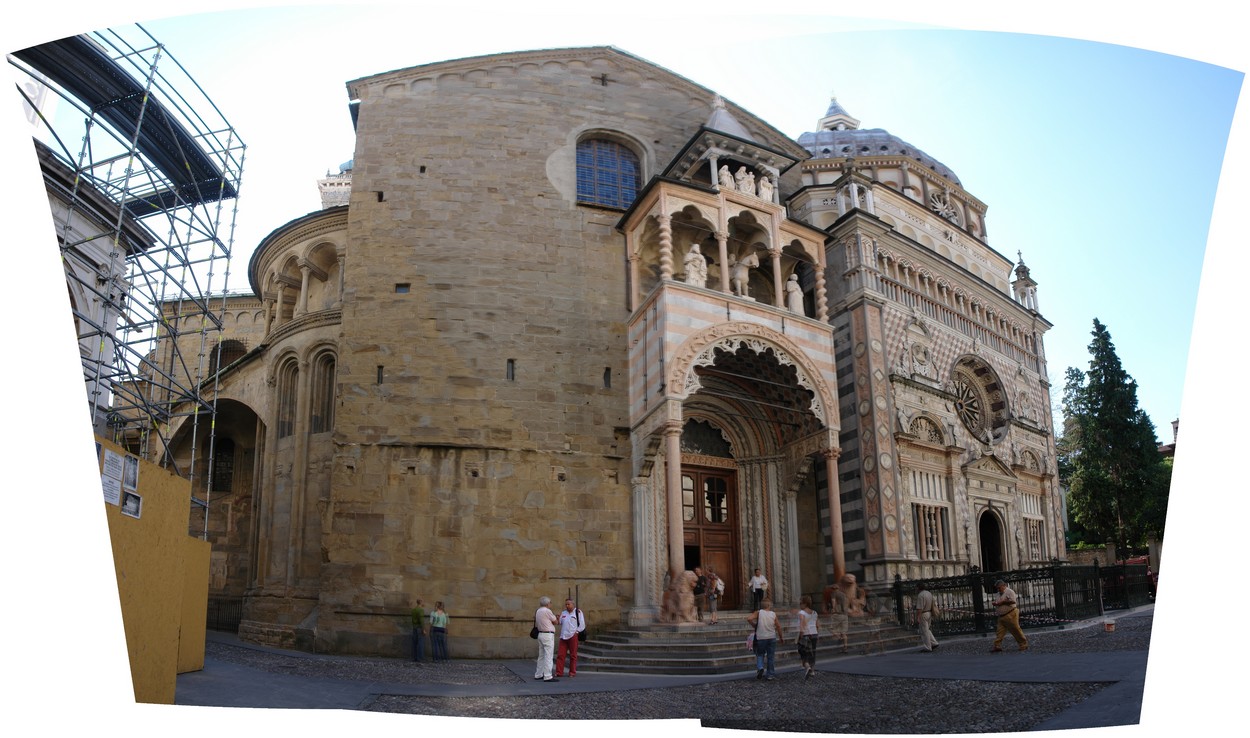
[{"xmin": 202, "ymin": 611, "xmax": 1153, "ymax": 734}]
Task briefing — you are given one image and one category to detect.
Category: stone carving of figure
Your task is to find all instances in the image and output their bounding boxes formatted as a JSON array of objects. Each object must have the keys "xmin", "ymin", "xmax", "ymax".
[
  {"xmin": 735, "ymin": 166, "xmax": 756, "ymax": 194},
  {"xmin": 718, "ymin": 164, "xmax": 733, "ymax": 189},
  {"xmin": 785, "ymin": 273, "xmax": 804, "ymax": 314},
  {"xmin": 683, "ymin": 244, "xmax": 708, "ymax": 288},
  {"xmin": 896, "ymin": 337, "xmax": 911, "ymax": 375},
  {"xmin": 837, "ymin": 573, "xmax": 868, "ymax": 617},
  {"xmin": 660, "ymin": 569, "xmax": 699, "ymax": 623},
  {"xmin": 757, "ymin": 174, "xmax": 774, "ymax": 201},
  {"xmin": 730, "ymin": 251, "xmax": 759, "ymax": 297}
]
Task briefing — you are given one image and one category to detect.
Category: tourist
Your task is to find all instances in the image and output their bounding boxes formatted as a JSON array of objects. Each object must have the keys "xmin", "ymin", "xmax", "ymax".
[
  {"xmin": 747, "ymin": 597, "xmax": 784, "ymax": 681},
  {"xmin": 748, "ymin": 568, "xmax": 769, "ymax": 612},
  {"xmin": 827, "ymin": 585, "xmax": 849, "ymax": 653},
  {"xmin": 429, "ymin": 601, "xmax": 450, "ymax": 661},
  {"xmin": 990, "ymin": 580, "xmax": 1029, "ymax": 652},
  {"xmin": 914, "ymin": 582, "xmax": 940, "ymax": 652},
  {"xmin": 533, "ymin": 596, "xmax": 559, "ymax": 682},
  {"xmin": 409, "ymin": 598, "xmax": 427, "ymax": 662},
  {"xmin": 693, "ymin": 566, "xmax": 708, "ymax": 621},
  {"xmin": 796, "ymin": 594, "xmax": 820, "ymax": 679},
  {"xmin": 554, "ymin": 599, "xmax": 585, "ymax": 677},
  {"xmin": 707, "ymin": 567, "xmax": 723, "ymax": 624}
]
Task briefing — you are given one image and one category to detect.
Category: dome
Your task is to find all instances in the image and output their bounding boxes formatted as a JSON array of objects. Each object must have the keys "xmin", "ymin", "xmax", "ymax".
[
  {"xmin": 339, "ymin": 159, "xmax": 353, "ymax": 173},
  {"xmin": 798, "ymin": 99, "xmax": 961, "ymax": 186}
]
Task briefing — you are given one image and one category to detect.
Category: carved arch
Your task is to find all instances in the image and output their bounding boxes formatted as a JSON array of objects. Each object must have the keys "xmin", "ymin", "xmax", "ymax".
[{"xmin": 668, "ymin": 322, "xmax": 834, "ymax": 427}]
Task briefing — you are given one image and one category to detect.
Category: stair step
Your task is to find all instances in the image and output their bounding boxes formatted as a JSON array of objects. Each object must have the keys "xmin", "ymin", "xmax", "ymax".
[{"xmin": 574, "ymin": 618, "xmax": 918, "ymax": 675}]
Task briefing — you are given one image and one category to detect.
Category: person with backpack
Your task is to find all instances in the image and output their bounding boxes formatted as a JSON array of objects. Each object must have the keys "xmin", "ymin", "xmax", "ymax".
[
  {"xmin": 914, "ymin": 582, "xmax": 940, "ymax": 652},
  {"xmin": 707, "ymin": 567, "xmax": 725, "ymax": 625},
  {"xmin": 693, "ymin": 566, "xmax": 709, "ymax": 621}
]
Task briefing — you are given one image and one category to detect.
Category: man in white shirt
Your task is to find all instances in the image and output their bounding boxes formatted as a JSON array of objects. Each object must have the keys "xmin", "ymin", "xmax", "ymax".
[
  {"xmin": 747, "ymin": 568, "xmax": 769, "ymax": 612},
  {"xmin": 533, "ymin": 596, "xmax": 559, "ymax": 681},
  {"xmin": 555, "ymin": 598, "xmax": 586, "ymax": 677}
]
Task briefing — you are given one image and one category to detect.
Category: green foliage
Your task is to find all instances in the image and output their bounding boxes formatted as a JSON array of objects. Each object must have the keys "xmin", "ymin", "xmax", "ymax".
[{"xmin": 1058, "ymin": 319, "xmax": 1170, "ymax": 554}]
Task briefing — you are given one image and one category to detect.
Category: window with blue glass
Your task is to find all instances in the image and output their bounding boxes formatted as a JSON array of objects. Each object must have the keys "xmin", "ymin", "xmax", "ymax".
[{"xmin": 576, "ymin": 138, "xmax": 640, "ymax": 209}]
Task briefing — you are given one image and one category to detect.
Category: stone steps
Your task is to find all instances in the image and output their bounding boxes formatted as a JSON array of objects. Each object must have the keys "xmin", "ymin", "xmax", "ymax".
[{"xmin": 576, "ymin": 611, "xmax": 917, "ymax": 675}]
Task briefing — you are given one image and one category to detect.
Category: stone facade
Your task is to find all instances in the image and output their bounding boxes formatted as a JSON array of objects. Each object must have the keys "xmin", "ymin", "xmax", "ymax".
[{"xmin": 157, "ymin": 47, "xmax": 1065, "ymax": 657}]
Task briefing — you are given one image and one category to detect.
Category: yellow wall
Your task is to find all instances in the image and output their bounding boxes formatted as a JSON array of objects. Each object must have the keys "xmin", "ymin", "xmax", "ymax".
[{"xmin": 99, "ymin": 438, "xmax": 210, "ymax": 704}]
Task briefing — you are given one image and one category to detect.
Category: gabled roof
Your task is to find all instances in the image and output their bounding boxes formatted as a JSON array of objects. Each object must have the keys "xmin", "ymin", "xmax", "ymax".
[{"xmin": 346, "ymin": 46, "xmax": 809, "ymax": 161}]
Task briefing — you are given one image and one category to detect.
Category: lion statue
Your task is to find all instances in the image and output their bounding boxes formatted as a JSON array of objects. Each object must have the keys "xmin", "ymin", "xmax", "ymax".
[{"xmin": 660, "ymin": 569, "xmax": 699, "ymax": 623}]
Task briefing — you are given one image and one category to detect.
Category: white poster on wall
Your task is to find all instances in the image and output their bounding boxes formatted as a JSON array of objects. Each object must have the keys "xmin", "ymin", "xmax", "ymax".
[
  {"xmin": 102, "ymin": 474, "xmax": 121, "ymax": 506},
  {"xmin": 101, "ymin": 449, "xmax": 124, "ymax": 482}
]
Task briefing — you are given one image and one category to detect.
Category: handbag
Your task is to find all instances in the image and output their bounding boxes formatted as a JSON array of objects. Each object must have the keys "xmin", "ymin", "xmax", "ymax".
[
  {"xmin": 529, "ymin": 625, "xmax": 539, "ymax": 639},
  {"xmin": 575, "ymin": 608, "xmax": 587, "ymax": 641},
  {"xmin": 746, "ymin": 609, "xmax": 761, "ymax": 651}
]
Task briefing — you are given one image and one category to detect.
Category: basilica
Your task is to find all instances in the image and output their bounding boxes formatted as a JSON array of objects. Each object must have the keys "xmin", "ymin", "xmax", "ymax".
[{"xmin": 154, "ymin": 47, "xmax": 1063, "ymax": 657}]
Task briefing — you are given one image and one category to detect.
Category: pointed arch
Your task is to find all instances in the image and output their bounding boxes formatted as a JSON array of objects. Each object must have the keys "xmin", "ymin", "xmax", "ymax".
[{"xmin": 668, "ymin": 322, "xmax": 835, "ymax": 429}]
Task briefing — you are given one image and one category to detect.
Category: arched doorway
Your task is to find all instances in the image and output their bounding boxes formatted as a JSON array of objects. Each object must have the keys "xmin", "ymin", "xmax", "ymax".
[{"xmin": 979, "ymin": 509, "xmax": 1005, "ymax": 573}]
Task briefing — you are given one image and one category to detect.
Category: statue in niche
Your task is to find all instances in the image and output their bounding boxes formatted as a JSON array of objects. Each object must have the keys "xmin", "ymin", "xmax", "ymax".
[
  {"xmin": 730, "ymin": 251, "xmax": 759, "ymax": 297},
  {"xmin": 683, "ymin": 243, "xmax": 708, "ymax": 288},
  {"xmin": 734, "ymin": 166, "xmax": 755, "ymax": 194},
  {"xmin": 757, "ymin": 174, "xmax": 774, "ymax": 201},
  {"xmin": 718, "ymin": 164, "xmax": 734, "ymax": 189},
  {"xmin": 785, "ymin": 273, "xmax": 804, "ymax": 314}
]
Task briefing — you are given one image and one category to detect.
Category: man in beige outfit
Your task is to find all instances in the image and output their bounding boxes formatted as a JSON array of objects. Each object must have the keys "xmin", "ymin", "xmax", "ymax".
[
  {"xmin": 914, "ymin": 582, "xmax": 940, "ymax": 652},
  {"xmin": 990, "ymin": 580, "xmax": 1029, "ymax": 652}
]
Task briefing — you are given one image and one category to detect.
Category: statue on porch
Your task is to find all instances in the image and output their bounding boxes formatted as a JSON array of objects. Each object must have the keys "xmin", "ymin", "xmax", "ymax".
[
  {"xmin": 757, "ymin": 174, "xmax": 774, "ymax": 202},
  {"xmin": 683, "ymin": 244, "xmax": 708, "ymax": 288},
  {"xmin": 730, "ymin": 251, "xmax": 759, "ymax": 297},
  {"xmin": 718, "ymin": 164, "xmax": 734, "ymax": 189},
  {"xmin": 785, "ymin": 274, "xmax": 804, "ymax": 315},
  {"xmin": 660, "ymin": 569, "xmax": 699, "ymax": 623}
]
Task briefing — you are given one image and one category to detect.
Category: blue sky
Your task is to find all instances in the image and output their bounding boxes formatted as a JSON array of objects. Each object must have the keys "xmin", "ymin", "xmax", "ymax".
[{"xmin": 3, "ymin": 2, "xmax": 1246, "ymax": 736}]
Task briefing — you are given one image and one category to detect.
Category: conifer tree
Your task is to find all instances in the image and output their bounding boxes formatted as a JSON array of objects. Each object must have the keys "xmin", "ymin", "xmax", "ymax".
[{"xmin": 1059, "ymin": 319, "xmax": 1169, "ymax": 556}]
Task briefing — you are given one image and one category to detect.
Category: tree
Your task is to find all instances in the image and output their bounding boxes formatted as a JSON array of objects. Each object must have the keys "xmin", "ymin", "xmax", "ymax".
[{"xmin": 1058, "ymin": 319, "xmax": 1170, "ymax": 556}]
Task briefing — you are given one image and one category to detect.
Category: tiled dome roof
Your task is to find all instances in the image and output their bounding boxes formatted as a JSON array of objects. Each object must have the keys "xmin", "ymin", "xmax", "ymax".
[{"xmin": 798, "ymin": 98, "xmax": 961, "ymax": 186}]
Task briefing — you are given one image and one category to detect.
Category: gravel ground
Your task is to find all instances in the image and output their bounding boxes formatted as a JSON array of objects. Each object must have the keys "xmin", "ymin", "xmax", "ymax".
[{"xmin": 206, "ymin": 611, "xmax": 1153, "ymax": 734}]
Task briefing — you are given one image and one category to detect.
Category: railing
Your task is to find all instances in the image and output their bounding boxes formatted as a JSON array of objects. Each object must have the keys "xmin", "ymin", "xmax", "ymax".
[
  {"xmin": 884, "ymin": 562, "xmax": 1152, "ymax": 636},
  {"xmin": 206, "ymin": 596, "xmax": 244, "ymax": 633}
]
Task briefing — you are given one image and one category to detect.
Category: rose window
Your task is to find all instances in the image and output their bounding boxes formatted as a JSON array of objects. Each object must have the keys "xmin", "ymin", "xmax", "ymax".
[
  {"xmin": 952, "ymin": 374, "xmax": 986, "ymax": 438},
  {"xmin": 950, "ymin": 357, "xmax": 1009, "ymax": 445}
]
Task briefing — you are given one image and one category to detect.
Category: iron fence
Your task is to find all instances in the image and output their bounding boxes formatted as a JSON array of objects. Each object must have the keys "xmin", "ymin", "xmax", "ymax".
[
  {"xmin": 885, "ymin": 562, "xmax": 1151, "ymax": 636},
  {"xmin": 206, "ymin": 596, "xmax": 244, "ymax": 632}
]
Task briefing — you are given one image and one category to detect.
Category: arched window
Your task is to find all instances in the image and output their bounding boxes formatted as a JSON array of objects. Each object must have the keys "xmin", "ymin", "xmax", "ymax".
[
  {"xmin": 209, "ymin": 339, "xmax": 249, "ymax": 376},
  {"xmin": 310, "ymin": 351, "xmax": 336, "ymax": 433},
  {"xmin": 576, "ymin": 138, "xmax": 641, "ymax": 209},
  {"xmin": 276, "ymin": 358, "xmax": 299, "ymax": 439}
]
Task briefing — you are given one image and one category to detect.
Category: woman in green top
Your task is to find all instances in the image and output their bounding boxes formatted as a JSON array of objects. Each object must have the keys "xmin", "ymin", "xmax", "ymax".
[{"xmin": 430, "ymin": 601, "xmax": 450, "ymax": 661}]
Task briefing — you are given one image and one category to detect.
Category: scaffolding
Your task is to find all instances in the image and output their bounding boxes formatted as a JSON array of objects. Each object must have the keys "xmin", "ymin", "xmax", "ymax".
[{"xmin": 11, "ymin": 24, "xmax": 245, "ymax": 523}]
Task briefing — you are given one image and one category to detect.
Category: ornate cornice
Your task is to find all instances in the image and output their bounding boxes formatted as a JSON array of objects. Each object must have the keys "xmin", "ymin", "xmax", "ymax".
[{"xmin": 265, "ymin": 309, "xmax": 342, "ymax": 345}]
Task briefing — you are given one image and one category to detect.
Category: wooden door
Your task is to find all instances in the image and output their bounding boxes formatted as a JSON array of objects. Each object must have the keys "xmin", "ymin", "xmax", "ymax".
[{"xmin": 680, "ymin": 468, "xmax": 740, "ymax": 610}]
